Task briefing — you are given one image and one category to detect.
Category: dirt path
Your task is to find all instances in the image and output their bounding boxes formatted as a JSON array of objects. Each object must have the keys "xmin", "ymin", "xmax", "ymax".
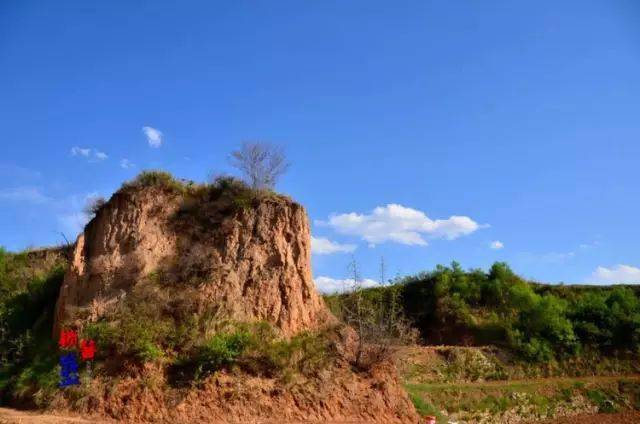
[
  {"xmin": 406, "ymin": 373, "xmax": 640, "ymax": 390},
  {"xmin": 538, "ymin": 410, "xmax": 640, "ymax": 423},
  {"xmin": 0, "ymin": 408, "xmax": 396, "ymax": 424},
  {"xmin": 0, "ymin": 408, "xmax": 110, "ymax": 424},
  {"xmin": 2, "ymin": 406, "xmax": 639, "ymax": 424}
]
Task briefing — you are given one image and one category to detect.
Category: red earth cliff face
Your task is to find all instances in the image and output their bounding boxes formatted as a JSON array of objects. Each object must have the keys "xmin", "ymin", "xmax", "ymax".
[
  {"xmin": 54, "ymin": 185, "xmax": 333, "ymax": 336},
  {"xmin": 52, "ymin": 183, "xmax": 419, "ymax": 423}
]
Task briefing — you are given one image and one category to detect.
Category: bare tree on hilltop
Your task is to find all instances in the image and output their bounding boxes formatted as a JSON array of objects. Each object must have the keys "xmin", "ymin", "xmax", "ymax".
[{"xmin": 230, "ymin": 141, "xmax": 290, "ymax": 190}]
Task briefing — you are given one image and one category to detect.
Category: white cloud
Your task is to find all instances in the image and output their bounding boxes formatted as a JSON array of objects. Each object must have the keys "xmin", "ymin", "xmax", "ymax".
[
  {"xmin": 56, "ymin": 192, "xmax": 104, "ymax": 238},
  {"xmin": 542, "ymin": 251, "xmax": 575, "ymax": 263},
  {"xmin": 120, "ymin": 158, "xmax": 135, "ymax": 169},
  {"xmin": 316, "ymin": 204, "xmax": 485, "ymax": 246},
  {"xmin": 489, "ymin": 240, "xmax": 504, "ymax": 249},
  {"xmin": 579, "ymin": 241, "xmax": 600, "ymax": 250},
  {"xmin": 142, "ymin": 126, "xmax": 163, "ymax": 148},
  {"xmin": 519, "ymin": 250, "xmax": 576, "ymax": 264},
  {"xmin": 314, "ymin": 276, "xmax": 380, "ymax": 294},
  {"xmin": 0, "ymin": 185, "xmax": 100, "ymax": 240},
  {"xmin": 0, "ymin": 187, "xmax": 50, "ymax": 204},
  {"xmin": 71, "ymin": 147, "xmax": 108, "ymax": 162},
  {"xmin": 588, "ymin": 264, "xmax": 640, "ymax": 284},
  {"xmin": 71, "ymin": 146, "xmax": 91, "ymax": 157},
  {"xmin": 521, "ymin": 242, "xmax": 600, "ymax": 265},
  {"xmin": 311, "ymin": 236, "xmax": 356, "ymax": 254}
]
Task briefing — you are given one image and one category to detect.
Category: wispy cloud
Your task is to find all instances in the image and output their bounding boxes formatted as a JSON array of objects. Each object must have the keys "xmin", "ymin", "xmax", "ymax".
[
  {"xmin": 587, "ymin": 264, "xmax": 640, "ymax": 284},
  {"xmin": 56, "ymin": 192, "xmax": 104, "ymax": 238},
  {"xmin": 71, "ymin": 146, "xmax": 91, "ymax": 157},
  {"xmin": 520, "ymin": 250, "xmax": 576, "ymax": 264},
  {"xmin": 311, "ymin": 236, "xmax": 356, "ymax": 255},
  {"xmin": 57, "ymin": 212, "xmax": 89, "ymax": 237},
  {"xmin": 314, "ymin": 276, "xmax": 380, "ymax": 294},
  {"xmin": 142, "ymin": 126, "xmax": 163, "ymax": 148},
  {"xmin": 579, "ymin": 241, "xmax": 600, "ymax": 250},
  {"xmin": 316, "ymin": 204, "xmax": 485, "ymax": 246},
  {"xmin": 0, "ymin": 164, "xmax": 41, "ymax": 181},
  {"xmin": 489, "ymin": 240, "xmax": 504, "ymax": 249},
  {"xmin": 0, "ymin": 184, "xmax": 101, "ymax": 242},
  {"xmin": 0, "ymin": 187, "xmax": 51, "ymax": 204},
  {"xmin": 120, "ymin": 158, "xmax": 135, "ymax": 169},
  {"xmin": 71, "ymin": 147, "xmax": 108, "ymax": 162}
]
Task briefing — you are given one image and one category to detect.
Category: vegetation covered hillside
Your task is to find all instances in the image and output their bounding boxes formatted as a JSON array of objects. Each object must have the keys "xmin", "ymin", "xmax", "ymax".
[
  {"xmin": 326, "ymin": 262, "xmax": 640, "ymax": 363},
  {"xmin": 1, "ymin": 173, "xmax": 638, "ymax": 423},
  {"xmin": 326, "ymin": 263, "xmax": 640, "ymax": 422},
  {"xmin": 0, "ymin": 172, "xmax": 419, "ymax": 423},
  {"xmin": 0, "ymin": 247, "xmax": 68, "ymax": 406}
]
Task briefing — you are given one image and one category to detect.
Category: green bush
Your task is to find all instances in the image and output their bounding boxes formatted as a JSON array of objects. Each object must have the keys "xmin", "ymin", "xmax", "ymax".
[
  {"xmin": 405, "ymin": 388, "xmax": 445, "ymax": 421},
  {"xmin": 0, "ymin": 251, "xmax": 66, "ymax": 406},
  {"xmin": 326, "ymin": 261, "xmax": 640, "ymax": 362},
  {"xmin": 81, "ymin": 288, "xmax": 175, "ymax": 364},
  {"xmin": 121, "ymin": 170, "xmax": 192, "ymax": 193},
  {"xmin": 259, "ymin": 331, "xmax": 330, "ymax": 378},
  {"xmin": 192, "ymin": 331, "xmax": 252, "ymax": 378},
  {"xmin": 122, "ymin": 171, "xmax": 266, "ymax": 208},
  {"xmin": 586, "ymin": 389, "xmax": 619, "ymax": 413},
  {"xmin": 12, "ymin": 348, "xmax": 59, "ymax": 406},
  {"xmin": 169, "ymin": 323, "xmax": 333, "ymax": 386},
  {"xmin": 81, "ymin": 284, "xmax": 334, "ymax": 384},
  {"xmin": 0, "ymin": 264, "xmax": 65, "ymax": 366}
]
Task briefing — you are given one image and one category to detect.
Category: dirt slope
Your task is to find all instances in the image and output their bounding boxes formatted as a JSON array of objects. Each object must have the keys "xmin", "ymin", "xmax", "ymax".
[
  {"xmin": 54, "ymin": 183, "xmax": 333, "ymax": 336},
  {"xmin": 48, "ymin": 178, "xmax": 419, "ymax": 423},
  {"xmin": 397, "ymin": 346, "xmax": 640, "ymax": 423},
  {"xmin": 0, "ymin": 407, "xmax": 108, "ymax": 423}
]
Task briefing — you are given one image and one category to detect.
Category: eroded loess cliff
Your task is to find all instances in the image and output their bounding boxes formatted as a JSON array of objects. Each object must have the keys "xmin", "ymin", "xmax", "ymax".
[
  {"xmin": 51, "ymin": 174, "xmax": 419, "ymax": 423},
  {"xmin": 54, "ymin": 179, "xmax": 332, "ymax": 336}
]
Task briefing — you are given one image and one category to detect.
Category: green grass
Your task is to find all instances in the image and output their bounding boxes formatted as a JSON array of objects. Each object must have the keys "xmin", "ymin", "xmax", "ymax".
[
  {"xmin": 12, "ymin": 348, "xmax": 59, "ymax": 407},
  {"xmin": 120, "ymin": 171, "xmax": 283, "ymax": 212},
  {"xmin": 190, "ymin": 331, "xmax": 253, "ymax": 380},
  {"xmin": 404, "ymin": 376, "xmax": 640, "ymax": 422},
  {"xmin": 586, "ymin": 388, "xmax": 620, "ymax": 413},
  {"xmin": 121, "ymin": 170, "xmax": 192, "ymax": 193},
  {"xmin": 0, "ymin": 253, "xmax": 66, "ymax": 407},
  {"xmin": 169, "ymin": 324, "xmax": 332, "ymax": 386},
  {"xmin": 405, "ymin": 385, "xmax": 446, "ymax": 423}
]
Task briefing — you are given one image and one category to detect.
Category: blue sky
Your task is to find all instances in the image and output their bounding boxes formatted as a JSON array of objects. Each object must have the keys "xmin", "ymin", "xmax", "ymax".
[{"xmin": 1, "ymin": 1, "xmax": 640, "ymax": 289}]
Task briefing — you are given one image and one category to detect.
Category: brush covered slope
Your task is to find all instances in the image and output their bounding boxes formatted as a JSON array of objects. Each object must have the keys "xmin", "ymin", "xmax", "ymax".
[
  {"xmin": 326, "ymin": 262, "xmax": 640, "ymax": 422},
  {"xmin": 326, "ymin": 261, "xmax": 640, "ymax": 363},
  {"xmin": 44, "ymin": 172, "xmax": 418, "ymax": 423}
]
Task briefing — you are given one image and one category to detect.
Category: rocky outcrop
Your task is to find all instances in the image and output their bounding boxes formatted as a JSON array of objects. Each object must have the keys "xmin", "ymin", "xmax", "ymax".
[{"xmin": 54, "ymin": 183, "xmax": 333, "ymax": 336}]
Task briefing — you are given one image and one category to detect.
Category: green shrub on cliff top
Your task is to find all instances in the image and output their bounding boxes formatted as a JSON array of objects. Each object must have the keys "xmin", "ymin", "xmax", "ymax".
[{"xmin": 121, "ymin": 170, "xmax": 192, "ymax": 193}]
